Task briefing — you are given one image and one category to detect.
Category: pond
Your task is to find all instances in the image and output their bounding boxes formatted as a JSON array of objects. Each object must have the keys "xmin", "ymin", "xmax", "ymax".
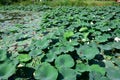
[{"xmin": 0, "ymin": 11, "xmax": 42, "ymax": 28}]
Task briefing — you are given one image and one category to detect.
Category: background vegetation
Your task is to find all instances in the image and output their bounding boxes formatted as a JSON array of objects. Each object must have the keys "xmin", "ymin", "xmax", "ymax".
[{"xmin": 0, "ymin": 0, "xmax": 118, "ymax": 6}]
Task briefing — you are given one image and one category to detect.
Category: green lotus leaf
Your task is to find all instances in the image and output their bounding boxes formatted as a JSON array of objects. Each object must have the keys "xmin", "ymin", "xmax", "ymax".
[
  {"xmin": 7, "ymin": 27, "xmax": 19, "ymax": 32},
  {"xmin": 89, "ymin": 71, "xmax": 110, "ymax": 80},
  {"xmin": 46, "ymin": 52, "xmax": 57, "ymax": 62},
  {"xmin": 59, "ymin": 68, "xmax": 76, "ymax": 80},
  {"xmin": 100, "ymin": 26, "xmax": 111, "ymax": 32},
  {"xmin": 0, "ymin": 60, "xmax": 17, "ymax": 79},
  {"xmin": 90, "ymin": 65, "xmax": 105, "ymax": 75},
  {"xmin": 64, "ymin": 31, "xmax": 74, "ymax": 39},
  {"xmin": 34, "ymin": 62, "xmax": 58, "ymax": 80},
  {"xmin": 29, "ymin": 49, "xmax": 42, "ymax": 57},
  {"xmin": 76, "ymin": 63, "xmax": 90, "ymax": 72},
  {"xmin": 79, "ymin": 27, "xmax": 88, "ymax": 32},
  {"xmin": 0, "ymin": 49, "xmax": 7, "ymax": 61},
  {"xmin": 49, "ymin": 47, "xmax": 62, "ymax": 55},
  {"xmin": 95, "ymin": 34, "xmax": 111, "ymax": 43},
  {"xmin": 82, "ymin": 32, "xmax": 89, "ymax": 41},
  {"xmin": 17, "ymin": 54, "xmax": 31, "ymax": 62},
  {"xmin": 60, "ymin": 45, "xmax": 74, "ymax": 53},
  {"xmin": 104, "ymin": 60, "xmax": 115, "ymax": 68},
  {"xmin": 34, "ymin": 38, "xmax": 50, "ymax": 49},
  {"xmin": 55, "ymin": 54, "xmax": 74, "ymax": 68},
  {"xmin": 106, "ymin": 67, "xmax": 120, "ymax": 80},
  {"xmin": 114, "ymin": 29, "xmax": 120, "ymax": 37},
  {"xmin": 112, "ymin": 42, "xmax": 120, "ymax": 49},
  {"xmin": 76, "ymin": 63, "xmax": 105, "ymax": 75},
  {"xmin": 112, "ymin": 58, "xmax": 120, "ymax": 67},
  {"xmin": 99, "ymin": 42, "xmax": 113, "ymax": 50},
  {"xmin": 77, "ymin": 45, "xmax": 99, "ymax": 60},
  {"xmin": 57, "ymin": 39, "xmax": 77, "ymax": 53}
]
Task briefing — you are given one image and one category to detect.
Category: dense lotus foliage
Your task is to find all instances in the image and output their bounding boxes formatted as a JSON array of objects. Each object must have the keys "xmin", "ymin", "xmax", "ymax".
[{"xmin": 0, "ymin": 5, "xmax": 120, "ymax": 80}]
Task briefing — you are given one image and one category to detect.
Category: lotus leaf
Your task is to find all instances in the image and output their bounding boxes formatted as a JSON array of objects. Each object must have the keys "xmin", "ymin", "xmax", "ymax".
[
  {"xmin": 17, "ymin": 54, "xmax": 31, "ymax": 62},
  {"xmin": 0, "ymin": 49, "xmax": 7, "ymax": 61},
  {"xmin": 34, "ymin": 62, "xmax": 58, "ymax": 80},
  {"xmin": 55, "ymin": 54, "xmax": 74, "ymax": 68},
  {"xmin": 77, "ymin": 45, "xmax": 99, "ymax": 60},
  {"xmin": 0, "ymin": 60, "xmax": 17, "ymax": 79}
]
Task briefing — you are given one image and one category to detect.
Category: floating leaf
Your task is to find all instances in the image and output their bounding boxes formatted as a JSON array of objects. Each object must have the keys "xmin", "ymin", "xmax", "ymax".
[
  {"xmin": 55, "ymin": 54, "xmax": 74, "ymax": 68},
  {"xmin": 46, "ymin": 52, "xmax": 57, "ymax": 62},
  {"xmin": 60, "ymin": 45, "xmax": 74, "ymax": 53},
  {"xmin": 29, "ymin": 49, "xmax": 42, "ymax": 57},
  {"xmin": 79, "ymin": 27, "xmax": 88, "ymax": 32},
  {"xmin": 0, "ymin": 60, "xmax": 17, "ymax": 79},
  {"xmin": 112, "ymin": 42, "xmax": 120, "ymax": 49},
  {"xmin": 64, "ymin": 31, "xmax": 74, "ymax": 39},
  {"xmin": 89, "ymin": 71, "xmax": 110, "ymax": 80},
  {"xmin": 0, "ymin": 49, "xmax": 7, "ymax": 61},
  {"xmin": 90, "ymin": 65, "xmax": 105, "ymax": 75},
  {"xmin": 112, "ymin": 58, "xmax": 120, "ymax": 67},
  {"xmin": 34, "ymin": 62, "xmax": 58, "ymax": 80},
  {"xmin": 104, "ymin": 60, "xmax": 114, "ymax": 68},
  {"xmin": 76, "ymin": 63, "xmax": 90, "ymax": 72},
  {"xmin": 59, "ymin": 68, "xmax": 76, "ymax": 80},
  {"xmin": 95, "ymin": 34, "xmax": 111, "ymax": 43},
  {"xmin": 76, "ymin": 63, "xmax": 105, "ymax": 75},
  {"xmin": 34, "ymin": 38, "xmax": 50, "ymax": 49},
  {"xmin": 106, "ymin": 67, "xmax": 120, "ymax": 80},
  {"xmin": 77, "ymin": 45, "xmax": 99, "ymax": 60},
  {"xmin": 99, "ymin": 42, "xmax": 113, "ymax": 50},
  {"xmin": 82, "ymin": 32, "xmax": 89, "ymax": 41},
  {"xmin": 17, "ymin": 54, "xmax": 31, "ymax": 62}
]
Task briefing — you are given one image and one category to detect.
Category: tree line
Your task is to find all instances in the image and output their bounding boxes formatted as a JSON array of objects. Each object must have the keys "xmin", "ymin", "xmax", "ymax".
[{"xmin": 0, "ymin": 0, "xmax": 27, "ymax": 5}]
